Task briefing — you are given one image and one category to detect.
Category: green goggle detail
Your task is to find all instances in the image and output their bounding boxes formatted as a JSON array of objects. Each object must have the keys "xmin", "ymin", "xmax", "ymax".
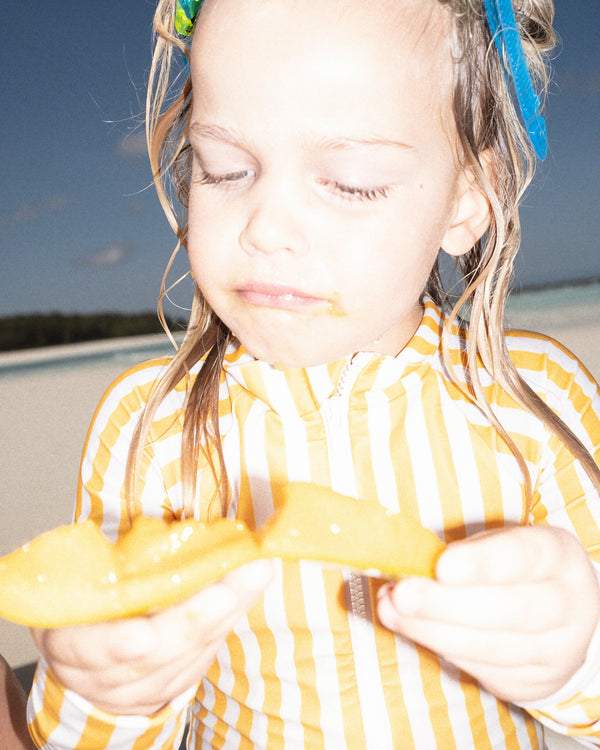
[{"xmin": 175, "ymin": 0, "xmax": 202, "ymax": 35}]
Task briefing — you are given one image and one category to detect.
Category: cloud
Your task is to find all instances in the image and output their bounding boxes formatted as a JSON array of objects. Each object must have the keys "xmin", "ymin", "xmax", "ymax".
[
  {"xmin": 75, "ymin": 243, "xmax": 132, "ymax": 268},
  {"xmin": 116, "ymin": 130, "xmax": 148, "ymax": 158},
  {"xmin": 0, "ymin": 195, "xmax": 73, "ymax": 230}
]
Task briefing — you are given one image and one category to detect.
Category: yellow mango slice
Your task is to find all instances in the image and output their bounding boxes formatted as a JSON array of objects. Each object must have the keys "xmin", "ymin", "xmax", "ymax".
[
  {"xmin": 261, "ymin": 483, "xmax": 445, "ymax": 578},
  {"xmin": 0, "ymin": 484, "xmax": 444, "ymax": 628},
  {"xmin": 0, "ymin": 518, "xmax": 258, "ymax": 628}
]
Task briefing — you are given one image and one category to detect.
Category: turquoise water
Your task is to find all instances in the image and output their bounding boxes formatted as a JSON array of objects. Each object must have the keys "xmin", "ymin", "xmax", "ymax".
[{"xmin": 0, "ymin": 337, "xmax": 177, "ymax": 378}]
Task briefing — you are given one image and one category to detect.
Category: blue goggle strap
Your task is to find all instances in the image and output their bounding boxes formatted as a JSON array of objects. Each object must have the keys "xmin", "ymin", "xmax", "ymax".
[{"xmin": 483, "ymin": 0, "xmax": 548, "ymax": 160}]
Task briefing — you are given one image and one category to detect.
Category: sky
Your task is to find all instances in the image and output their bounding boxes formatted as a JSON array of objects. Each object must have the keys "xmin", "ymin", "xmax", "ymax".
[{"xmin": 1, "ymin": 2, "xmax": 599, "ymax": 317}]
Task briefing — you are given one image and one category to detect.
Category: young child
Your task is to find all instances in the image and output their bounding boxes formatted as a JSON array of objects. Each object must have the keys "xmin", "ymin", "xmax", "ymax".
[{"xmin": 27, "ymin": 0, "xmax": 600, "ymax": 747}]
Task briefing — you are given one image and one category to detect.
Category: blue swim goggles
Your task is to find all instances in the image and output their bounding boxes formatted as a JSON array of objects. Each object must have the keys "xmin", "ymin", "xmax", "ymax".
[{"xmin": 174, "ymin": 0, "xmax": 547, "ymax": 160}]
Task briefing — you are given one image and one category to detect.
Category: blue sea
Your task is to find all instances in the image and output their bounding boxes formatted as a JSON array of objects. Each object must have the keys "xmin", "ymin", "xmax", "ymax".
[
  {"xmin": 505, "ymin": 281, "xmax": 600, "ymax": 329},
  {"xmin": 1, "ymin": 282, "xmax": 598, "ymax": 379}
]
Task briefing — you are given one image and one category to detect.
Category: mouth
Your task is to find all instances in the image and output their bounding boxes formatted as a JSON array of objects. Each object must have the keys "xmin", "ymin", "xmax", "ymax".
[{"xmin": 235, "ymin": 282, "xmax": 328, "ymax": 311}]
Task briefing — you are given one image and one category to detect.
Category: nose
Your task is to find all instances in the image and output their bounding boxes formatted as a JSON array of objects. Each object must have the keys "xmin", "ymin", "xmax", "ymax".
[{"xmin": 239, "ymin": 177, "xmax": 310, "ymax": 256}]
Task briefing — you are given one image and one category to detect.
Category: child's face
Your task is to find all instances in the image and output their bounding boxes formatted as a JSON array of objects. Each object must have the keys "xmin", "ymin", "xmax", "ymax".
[{"xmin": 187, "ymin": 0, "xmax": 465, "ymax": 367}]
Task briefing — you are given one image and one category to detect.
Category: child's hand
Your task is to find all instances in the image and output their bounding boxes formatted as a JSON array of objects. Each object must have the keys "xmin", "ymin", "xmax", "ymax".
[
  {"xmin": 377, "ymin": 526, "xmax": 600, "ymax": 703},
  {"xmin": 31, "ymin": 559, "xmax": 274, "ymax": 716}
]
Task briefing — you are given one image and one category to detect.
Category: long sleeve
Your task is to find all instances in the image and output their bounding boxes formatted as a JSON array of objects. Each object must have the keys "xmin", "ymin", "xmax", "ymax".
[
  {"xmin": 26, "ymin": 359, "xmax": 194, "ymax": 749},
  {"xmin": 510, "ymin": 331, "xmax": 600, "ymax": 743},
  {"xmin": 518, "ymin": 567, "xmax": 600, "ymax": 747},
  {"xmin": 28, "ymin": 656, "xmax": 192, "ymax": 750}
]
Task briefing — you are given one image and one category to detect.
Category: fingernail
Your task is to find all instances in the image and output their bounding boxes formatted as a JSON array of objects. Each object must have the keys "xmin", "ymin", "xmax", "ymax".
[{"xmin": 377, "ymin": 583, "xmax": 392, "ymax": 601}]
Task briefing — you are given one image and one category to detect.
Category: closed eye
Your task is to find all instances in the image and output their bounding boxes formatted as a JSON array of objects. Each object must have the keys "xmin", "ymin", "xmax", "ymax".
[
  {"xmin": 317, "ymin": 178, "xmax": 391, "ymax": 202},
  {"xmin": 196, "ymin": 169, "xmax": 252, "ymax": 186}
]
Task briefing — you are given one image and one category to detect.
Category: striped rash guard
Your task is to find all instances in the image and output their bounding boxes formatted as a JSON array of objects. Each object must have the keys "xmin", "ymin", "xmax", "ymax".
[{"xmin": 29, "ymin": 299, "xmax": 600, "ymax": 749}]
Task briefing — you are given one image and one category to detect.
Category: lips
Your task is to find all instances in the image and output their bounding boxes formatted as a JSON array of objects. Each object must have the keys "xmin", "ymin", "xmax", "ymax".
[{"xmin": 235, "ymin": 282, "xmax": 326, "ymax": 310}]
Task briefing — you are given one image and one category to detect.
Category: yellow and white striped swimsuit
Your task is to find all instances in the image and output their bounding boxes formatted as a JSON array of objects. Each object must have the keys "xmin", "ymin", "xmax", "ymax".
[{"xmin": 29, "ymin": 300, "xmax": 600, "ymax": 749}]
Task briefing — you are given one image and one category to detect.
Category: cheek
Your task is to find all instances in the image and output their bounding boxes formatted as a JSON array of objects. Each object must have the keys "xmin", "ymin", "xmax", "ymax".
[
  {"xmin": 341, "ymin": 216, "xmax": 439, "ymax": 293},
  {"xmin": 187, "ymin": 202, "xmax": 236, "ymax": 273}
]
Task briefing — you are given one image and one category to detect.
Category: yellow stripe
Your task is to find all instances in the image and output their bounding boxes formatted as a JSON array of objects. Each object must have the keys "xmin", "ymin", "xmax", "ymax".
[
  {"xmin": 321, "ymin": 569, "xmax": 368, "ymax": 748},
  {"xmin": 370, "ymin": 578, "xmax": 417, "ymax": 750},
  {"xmin": 458, "ymin": 673, "xmax": 493, "ymax": 749},
  {"xmin": 418, "ymin": 648, "xmax": 458, "ymax": 750},
  {"xmin": 281, "ymin": 562, "xmax": 323, "ymax": 749},
  {"xmin": 28, "ymin": 664, "xmax": 64, "ymax": 746},
  {"xmin": 73, "ymin": 711, "xmax": 115, "ymax": 748}
]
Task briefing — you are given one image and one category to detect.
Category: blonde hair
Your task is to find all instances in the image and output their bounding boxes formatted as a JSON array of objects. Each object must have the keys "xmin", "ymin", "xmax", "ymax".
[{"xmin": 127, "ymin": 0, "xmax": 600, "ymax": 520}]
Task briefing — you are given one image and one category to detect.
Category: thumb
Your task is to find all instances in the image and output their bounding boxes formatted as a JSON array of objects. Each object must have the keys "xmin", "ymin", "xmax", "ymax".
[
  {"xmin": 223, "ymin": 559, "xmax": 275, "ymax": 604},
  {"xmin": 435, "ymin": 525, "xmax": 574, "ymax": 586}
]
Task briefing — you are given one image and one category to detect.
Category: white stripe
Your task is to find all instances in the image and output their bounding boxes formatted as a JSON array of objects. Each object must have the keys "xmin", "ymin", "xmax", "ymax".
[
  {"xmin": 262, "ymin": 561, "xmax": 304, "ymax": 748},
  {"xmin": 438, "ymin": 384, "xmax": 488, "ymax": 533},
  {"xmin": 217, "ymin": 649, "xmax": 241, "ymax": 748},
  {"xmin": 278, "ymin": 387, "xmax": 311, "ymax": 484},
  {"xmin": 242, "ymin": 398, "xmax": 275, "ymax": 526},
  {"xmin": 508, "ymin": 703, "xmax": 543, "ymax": 749},
  {"xmin": 477, "ymin": 686, "xmax": 514, "ymax": 747},
  {"xmin": 496, "ymin": 451, "xmax": 528, "ymax": 519},
  {"xmin": 438, "ymin": 662, "xmax": 477, "ymax": 750},
  {"xmin": 300, "ymin": 561, "xmax": 346, "ymax": 750},
  {"xmin": 393, "ymin": 637, "xmax": 438, "ymax": 747},
  {"xmin": 234, "ymin": 612, "xmax": 268, "ymax": 747},
  {"xmin": 404, "ymin": 373, "xmax": 445, "ymax": 533},
  {"xmin": 367, "ymin": 367, "xmax": 400, "ymax": 513},
  {"xmin": 197, "ymin": 678, "xmax": 218, "ymax": 747},
  {"xmin": 343, "ymin": 572, "xmax": 394, "ymax": 750}
]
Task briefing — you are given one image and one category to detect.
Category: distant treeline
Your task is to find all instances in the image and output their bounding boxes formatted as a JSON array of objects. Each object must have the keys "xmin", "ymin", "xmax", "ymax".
[{"xmin": 0, "ymin": 312, "xmax": 187, "ymax": 352}]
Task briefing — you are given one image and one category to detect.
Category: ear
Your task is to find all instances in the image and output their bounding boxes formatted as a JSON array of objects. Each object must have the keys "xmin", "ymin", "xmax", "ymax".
[{"xmin": 441, "ymin": 159, "xmax": 492, "ymax": 258}]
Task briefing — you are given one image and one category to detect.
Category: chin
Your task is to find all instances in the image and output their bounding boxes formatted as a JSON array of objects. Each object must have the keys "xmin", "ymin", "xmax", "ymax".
[{"xmin": 243, "ymin": 340, "xmax": 339, "ymax": 369}]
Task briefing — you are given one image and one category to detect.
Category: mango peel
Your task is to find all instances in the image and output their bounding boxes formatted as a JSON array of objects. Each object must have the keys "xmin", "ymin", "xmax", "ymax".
[{"xmin": 0, "ymin": 483, "xmax": 445, "ymax": 628}]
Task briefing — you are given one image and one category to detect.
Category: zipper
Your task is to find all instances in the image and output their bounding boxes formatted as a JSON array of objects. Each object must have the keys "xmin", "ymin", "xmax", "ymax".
[
  {"xmin": 320, "ymin": 353, "xmax": 369, "ymax": 618},
  {"xmin": 321, "ymin": 353, "xmax": 393, "ymax": 747}
]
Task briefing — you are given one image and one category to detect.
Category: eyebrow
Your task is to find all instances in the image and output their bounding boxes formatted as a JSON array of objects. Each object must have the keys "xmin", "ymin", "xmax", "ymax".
[
  {"xmin": 189, "ymin": 122, "xmax": 414, "ymax": 153},
  {"xmin": 189, "ymin": 123, "xmax": 248, "ymax": 148},
  {"xmin": 307, "ymin": 135, "xmax": 415, "ymax": 152}
]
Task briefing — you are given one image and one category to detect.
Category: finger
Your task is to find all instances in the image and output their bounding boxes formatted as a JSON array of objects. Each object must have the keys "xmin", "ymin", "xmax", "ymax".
[
  {"xmin": 32, "ymin": 560, "xmax": 274, "ymax": 670},
  {"xmin": 435, "ymin": 525, "xmax": 578, "ymax": 585},
  {"xmin": 377, "ymin": 590, "xmax": 554, "ymax": 668},
  {"xmin": 221, "ymin": 558, "xmax": 275, "ymax": 604},
  {"xmin": 31, "ymin": 619, "xmax": 159, "ymax": 670},
  {"xmin": 110, "ymin": 559, "xmax": 275, "ymax": 663},
  {"xmin": 381, "ymin": 576, "xmax": 565, "ymax": 632}
]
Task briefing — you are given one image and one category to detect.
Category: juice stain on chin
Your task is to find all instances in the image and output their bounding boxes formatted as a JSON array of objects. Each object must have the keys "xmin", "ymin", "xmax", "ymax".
[{"xmin": 326, "ymin": 293, "xmax": 345, "ymax": 317}]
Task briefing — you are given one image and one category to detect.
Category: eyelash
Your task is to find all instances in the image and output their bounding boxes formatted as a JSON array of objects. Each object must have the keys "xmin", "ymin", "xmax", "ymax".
[
  {"xmin": 196, "ymin": 169, "xmax": 251, "ymax": 186},
  {"xmin": 195, "ymin": 168, "xmax": 391, "ymax": 202},
  {"xmin": 323, "ymin": 181, "xmax": 391, "ymax": 202}
]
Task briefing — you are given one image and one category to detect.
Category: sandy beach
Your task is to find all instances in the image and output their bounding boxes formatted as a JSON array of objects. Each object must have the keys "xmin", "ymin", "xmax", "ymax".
[{"xmin": 1, "ymin": 291, "xmax": 599, "ymax": 671}]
